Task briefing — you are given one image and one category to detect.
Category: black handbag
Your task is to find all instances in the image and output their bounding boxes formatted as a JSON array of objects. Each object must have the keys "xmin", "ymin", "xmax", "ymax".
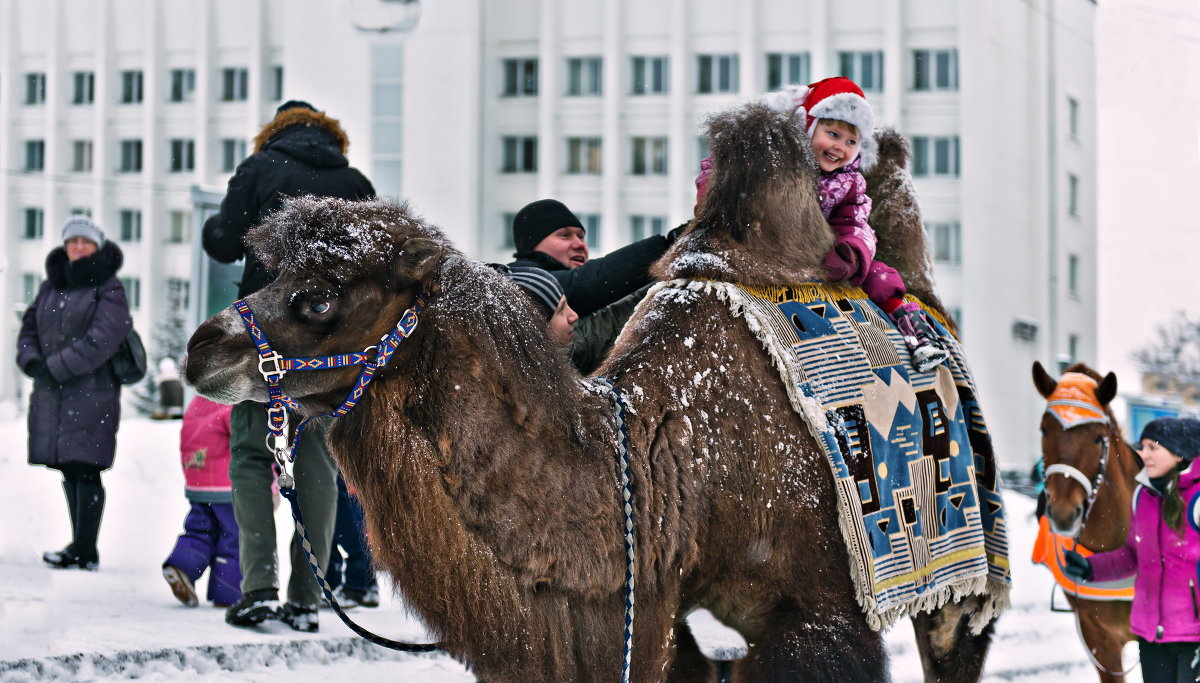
[{"xmin": 111, "ymin": 328, "xmax": 147, "ymax": 385}]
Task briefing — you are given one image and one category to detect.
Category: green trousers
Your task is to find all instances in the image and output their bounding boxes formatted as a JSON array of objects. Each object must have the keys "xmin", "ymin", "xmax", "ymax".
[{"xmin": 230, "ymin": 402, "xmax": 337, "ymax": 608}]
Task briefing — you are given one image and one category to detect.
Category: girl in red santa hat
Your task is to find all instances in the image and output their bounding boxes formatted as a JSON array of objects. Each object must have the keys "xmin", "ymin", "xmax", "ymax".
[{"xmin": 697, "ymin": 77, "xmax": 949, "ymax": 373}]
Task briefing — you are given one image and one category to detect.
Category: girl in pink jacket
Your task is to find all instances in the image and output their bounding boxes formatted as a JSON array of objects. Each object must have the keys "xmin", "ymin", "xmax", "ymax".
[
  {"xmin": 1064, "ymin": 416, "xmax": 1200, "ymax": 681},
  {"xmin": 161, "ymin": 396, "xmax": 242, "ymax": 608},
  {"xmin": 696, "ymin": 77, "xmax": 949, "ymax": 373}
]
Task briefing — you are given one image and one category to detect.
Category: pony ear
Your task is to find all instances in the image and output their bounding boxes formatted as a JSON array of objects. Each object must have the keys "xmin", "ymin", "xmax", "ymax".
[
  {"xmin": 392, "ymin": 238, "xmax": 442, "ymax": 289},
  {"xmin": 1096, "ymin": 372, "xmax": 1118, "ymax": 407},
  {"xmin": 1031, "ymin": 361, "xmax": 1057, "ymax": 399}
]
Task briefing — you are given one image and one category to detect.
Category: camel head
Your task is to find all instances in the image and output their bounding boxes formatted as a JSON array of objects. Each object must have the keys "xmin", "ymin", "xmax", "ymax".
[
  {"xmin": 184, "ymin": 197, "xmax": 454, "ymax": 411},
  {"xmin": 656, "ymin": 101, "xmax": 835, "ymax": 287},
  {"xmin": 1032, "ymin": 361, "xmax": 1119, "ymax": 537}
]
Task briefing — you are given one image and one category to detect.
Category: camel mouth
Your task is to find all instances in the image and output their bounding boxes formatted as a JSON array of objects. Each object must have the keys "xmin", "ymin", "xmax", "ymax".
[{"xmin": 184, "ymin": 354, "xmax": 264, "ymax": 405}]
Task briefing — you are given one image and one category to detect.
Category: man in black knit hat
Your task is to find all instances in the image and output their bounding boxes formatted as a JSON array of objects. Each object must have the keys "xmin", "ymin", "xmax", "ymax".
[{"xmin": 509, "ymin": 198, "xmax": 685, "ymax": 373}]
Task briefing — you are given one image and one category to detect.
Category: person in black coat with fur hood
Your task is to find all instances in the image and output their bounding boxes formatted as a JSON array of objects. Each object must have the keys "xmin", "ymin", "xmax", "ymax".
[
  {"xmin": 201, "ymin": 100, "xmax": 374, "ymax": 633},
  {"xmin": 17, "ymin": 215, "xmax": 132, "ymax": 571}
]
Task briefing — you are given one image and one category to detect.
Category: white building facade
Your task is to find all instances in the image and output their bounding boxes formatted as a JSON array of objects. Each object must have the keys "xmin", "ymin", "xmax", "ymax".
[{"xmin": 1, "ymin": 0, "xmax": 1096, "ymax": 471}]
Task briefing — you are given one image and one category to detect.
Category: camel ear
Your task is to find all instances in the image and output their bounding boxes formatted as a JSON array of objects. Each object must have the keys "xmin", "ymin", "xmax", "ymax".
[
  {"xmin": 1032, "ymin": 361, "xmax": 1058, "ymax": 399},
  {"xmin": 1096, "ymin": 372, "xmax": 1118, "ymax": 407},
  {"xmin": 392, "ymin": 238, "xmax": 442, "ymax": 289}
]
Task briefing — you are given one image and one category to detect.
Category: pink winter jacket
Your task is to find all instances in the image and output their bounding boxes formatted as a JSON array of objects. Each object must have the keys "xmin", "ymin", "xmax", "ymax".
[
  {"xmin": 179, "ymin": 395, "xmax": 234, "ymax": 504},
  {"xmin": 817, "ymin": 157, "xmax": 905, "ymax": 305},
  {"xmin": 1087, "ymin": 463, "xmax": 1200, "ymax": 643}
]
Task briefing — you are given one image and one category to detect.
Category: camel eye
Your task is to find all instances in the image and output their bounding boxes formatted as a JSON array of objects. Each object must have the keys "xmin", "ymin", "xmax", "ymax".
[{"xmin": 291, "ymin": 290, "xmax": 339, "ymax": 322}]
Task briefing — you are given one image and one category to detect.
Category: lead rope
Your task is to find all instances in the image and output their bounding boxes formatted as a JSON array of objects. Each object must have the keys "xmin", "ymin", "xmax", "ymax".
[
  {"xmin": 598, "ymin": 377, "xmax": 636, "ymax": 683},
  {"xmin": 1059, "ymin": 435, "xmax": 1139, "ymax": 678}
]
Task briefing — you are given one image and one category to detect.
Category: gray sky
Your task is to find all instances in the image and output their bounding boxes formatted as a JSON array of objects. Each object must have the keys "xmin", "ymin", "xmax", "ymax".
[{"xmin": 1096, "ymin": 0, "xmax": 1200, "ymax": 390}]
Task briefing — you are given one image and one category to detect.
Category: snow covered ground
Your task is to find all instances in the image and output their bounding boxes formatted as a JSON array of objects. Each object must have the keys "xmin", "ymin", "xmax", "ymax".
[{"xmin": 0, "ymin": 408, "xmax": 1140, "ymax": 681}]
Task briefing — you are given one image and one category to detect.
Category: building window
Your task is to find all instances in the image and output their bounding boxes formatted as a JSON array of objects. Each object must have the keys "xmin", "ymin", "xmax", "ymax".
[
  {"xmin": 119, "ymin": 209, "xmax": 143, "ymax": 242},
  {"xmin": 221, "ymin": 67, "xmax": 249, "ymax": 102},
  {"xmin": 912, "ymin": 49, "xmax": 958, "ymax": 91},
  {"xmin": 169, "ymin": 139, "xmax": 195, "ymax": 172},
  {"xmin": 121, "ymin": 277, "xmax": 142, "ymax": 310},
  {"xmin": 630, "ymin": 215, "xmax": 667, "ymax": 241},
  {"xmin": 1068, "ymin": 334, "xmax": 1079, "ymax": 363},
  {"xmin": 23, "ymin": 208, "xmax": 45, "ymax": 239},
  {"xmin": 926, "ymin": 221, "xmax": 962, "ymax": 265},
  {"xmin": 1067, "ymin": 96, "xmax": 1079, "ymax": 141},
  {"xmin": 24, "ymin": 140, "xmax": 45, "ymax": 172},
  {"xmin": 838, "ymin": 51, "xmax": 884, "ymax": 92},
  {"xmin": 1068, "ymin": 254, "xmax": 1080, "ymax": 296},
  {"xmin": 697, "ymin": 136, "xmax": 710, "ymax": 164},
  {"xmin": 269, "ymin": 65, "xmax": 284, "ymax": 101},
  {"xmin": 911, "ymin": 136, "xmax": 960, "ymax": 177},
  {"xmin": 631, "ymin": 56, "xmax": 668, "ymax": 95},
  {"xmin": 766, "ymin": 53, "xmax": 810, "ymax": 90},
  {"xmin": 169, "ymin": 68, "xmax": 196, "ymax": 103},
  {"xmin": 631, "ymin": 136, "xmax": 668, "ymax": 175},
  {"xmin": 580, "ymin": 213, "xmax": 601, "ymax": 250},
  {"xmin": 221, "ymin": 139, "xmax": 247, "ymax": 172},
  {"xmin": 697, "ymin": 54, "xmax": 739, "ymax": 94},
  {"xmin": 25, "ymin": 73, "xmax": 46, "ymax": 104},
  {"xmin": 1068, "ymin": 173, "xmax": 1080, "ymax": 216},
  {"xmin": 501, "ymin": 212, "xmax": 516, "ymax": 249},
  {"xmin": 69, "ymin": 207, "xmax": 92, "ymax": 217},
  {"xmin": 72, "ymin": 71, "xmax": 95, "ymax": 104},
  {"xmin": 22, "ymin": 273, "xmax": 43, "ymax": 305},
  {"xmin": 120, "ymin": 70, "xmax": 144, "ymax": 104},
  {"xmin": 167, "ymin": 278, "xmax": 190, "ymax": 311},
  {"xmin": 119, "ymin": 140, "xmax": 143, "ymax": 172},
  {"xmin": 501, "ymin": 136, "xmax": 537, "ymax": 173},
  {"xmin": 168, "ymin": 210, "xmax": 192, "ymax": 244},
  {"xmin": 566, "ymin": 57, "xmax": 602, "ymax": 96},
  {"xmin": 567, "ymin": 137, "xmax": 602, "ymax": 174},
  {"xmin": 502, "ymin": 58, "xmax": 538, "ymax": 97},
  {"xmin": 71, "ymin": 140, "xmax": 93, "ymax": 172}
]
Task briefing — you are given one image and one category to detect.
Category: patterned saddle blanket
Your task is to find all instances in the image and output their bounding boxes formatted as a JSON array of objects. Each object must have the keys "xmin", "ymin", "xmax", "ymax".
[{"xmin": 661, "ymin": 279, "xmax": 1012, "ymax": 631}]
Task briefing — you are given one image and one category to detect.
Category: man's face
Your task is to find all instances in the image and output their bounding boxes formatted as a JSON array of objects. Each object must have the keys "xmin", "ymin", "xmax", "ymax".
[{"xmin": 535, "ymin": 227, "xmax": 588, "ymax": 269}]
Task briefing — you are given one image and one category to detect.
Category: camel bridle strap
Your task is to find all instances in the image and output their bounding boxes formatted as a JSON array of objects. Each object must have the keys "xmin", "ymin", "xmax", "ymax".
[
  {"xmin": 233, "ymin": 296, "xmax": 423, "ymax": 470},
  {"xmin": 232, "ymin": 295, "xmax": 441, "ymax": 654},
  {"xmin": 597, "ymin": 377, "xmax": 637, "ymax": 683}
]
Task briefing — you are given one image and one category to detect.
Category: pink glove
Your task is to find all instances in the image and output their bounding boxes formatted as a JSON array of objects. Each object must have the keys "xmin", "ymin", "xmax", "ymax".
[
  {"xmin": 694, "ymin": 157, "xmax": 714, "ymax": 205},
  {"xmin": 823, "ymin": 243, "xmax": 861, "ymax": 282}
]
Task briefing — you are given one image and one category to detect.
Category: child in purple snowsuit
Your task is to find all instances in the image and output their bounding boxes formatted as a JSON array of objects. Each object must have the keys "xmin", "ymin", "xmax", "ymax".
[
  {"xmin": 1063, "ymin": 417, "xmax": 1200, "ymax": 681},
  {"xmin": 696, "ymin": 77, "xmax": 949, "ymax": 373},
  {"xmin": 162, "ymin": 395, "xmax": 242, "ymax": 608}
]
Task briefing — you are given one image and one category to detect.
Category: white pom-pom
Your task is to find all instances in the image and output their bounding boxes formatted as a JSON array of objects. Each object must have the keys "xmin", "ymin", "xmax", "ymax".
[{"xmin": 763, "ymin": 85, "xmax": 810, "ymax": 114}]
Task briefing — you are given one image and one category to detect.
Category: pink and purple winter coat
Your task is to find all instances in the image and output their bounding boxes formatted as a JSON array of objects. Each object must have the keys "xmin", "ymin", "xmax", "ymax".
[
  {"xmin": 817, "ymin": 157, "xmax": 905, "ymax": 305},
  {"xmin": 1088, "ymin": 462, "xmax": 1200, "ymax": 643},
  {"xmin": 179, "ymin": 396, "xmax": 234, "ymax": 504}
]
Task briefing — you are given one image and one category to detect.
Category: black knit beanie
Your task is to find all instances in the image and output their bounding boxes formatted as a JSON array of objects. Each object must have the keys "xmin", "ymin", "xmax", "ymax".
[
  {"xmin": 276, "ymin": 99, "xmax": 317, "ymax": 116},
  {"xmin": 512, "ymin": 199, "xmax": 583, "ymax": 255},
  {"xmin": 1140, "ymin": 417, "xmax": 1200, "ymax": 461}
]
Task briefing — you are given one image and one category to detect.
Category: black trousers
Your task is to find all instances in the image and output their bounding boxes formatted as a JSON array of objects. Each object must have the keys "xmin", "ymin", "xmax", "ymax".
[{"xmin": 1139, "ymin": 638, "xmax": 1200, "ymax": 683}]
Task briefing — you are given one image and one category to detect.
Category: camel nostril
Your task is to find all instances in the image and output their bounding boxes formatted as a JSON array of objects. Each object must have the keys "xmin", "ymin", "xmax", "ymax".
[{"xmin": 187, "ymin": 322, "xmax": 224, "ymax": 355}]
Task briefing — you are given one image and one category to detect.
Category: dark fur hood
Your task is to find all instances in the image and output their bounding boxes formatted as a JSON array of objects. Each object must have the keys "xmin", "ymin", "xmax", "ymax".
[
  {"xmin": 253, "ymin": 107, "xmax": 351, "ymax": 165},
  {"xmin": 45, "ymin": 241, "xmax": 124, "ymax": 289}
]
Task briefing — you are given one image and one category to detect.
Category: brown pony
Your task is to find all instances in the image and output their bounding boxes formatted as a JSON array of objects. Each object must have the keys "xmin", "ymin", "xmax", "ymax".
[
  {"xmin": 185, "ymin": 103, "xmax": 1002, "ymax": 682},
  {"xmin": 1032, "ymin": 361, "xmax": 1139, "ymax": 682}
]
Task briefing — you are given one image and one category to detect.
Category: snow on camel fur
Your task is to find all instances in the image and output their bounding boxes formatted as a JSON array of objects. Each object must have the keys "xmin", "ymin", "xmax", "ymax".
[{"xmin": 186, "ymin": 103, "xmax": 1000, "ymax": 682}]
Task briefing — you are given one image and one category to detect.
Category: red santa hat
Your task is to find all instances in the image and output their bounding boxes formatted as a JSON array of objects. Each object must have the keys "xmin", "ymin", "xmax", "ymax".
[{"xmin": 763, "ymin": 77, "xmax": 877, "ymax": 169}]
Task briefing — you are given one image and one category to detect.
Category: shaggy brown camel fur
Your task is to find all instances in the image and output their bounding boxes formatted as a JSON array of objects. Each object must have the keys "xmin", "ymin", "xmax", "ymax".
[{"xmin": 186, "ymin": 102, "xmax": 998, "ymax": 682}]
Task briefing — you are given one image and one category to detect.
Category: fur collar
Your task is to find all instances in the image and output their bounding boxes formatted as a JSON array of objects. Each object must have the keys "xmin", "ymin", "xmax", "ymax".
[
  {"xmin": 46, "ymin": 242, "xmax": 124, "ymax": 290},
  {"xmin": 253, "ymin": 107, "xmax": 350, "ymax": 155}
]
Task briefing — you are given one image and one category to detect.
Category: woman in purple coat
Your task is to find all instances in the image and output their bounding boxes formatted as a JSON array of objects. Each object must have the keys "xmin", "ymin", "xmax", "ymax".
[
  {"xmin": 16, "ymin": 215, "xmax": 132, "ymax": 570},
  {"xmin": 1064, "ymin": 416, "xmax": 1200, "ymax": 681}
]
